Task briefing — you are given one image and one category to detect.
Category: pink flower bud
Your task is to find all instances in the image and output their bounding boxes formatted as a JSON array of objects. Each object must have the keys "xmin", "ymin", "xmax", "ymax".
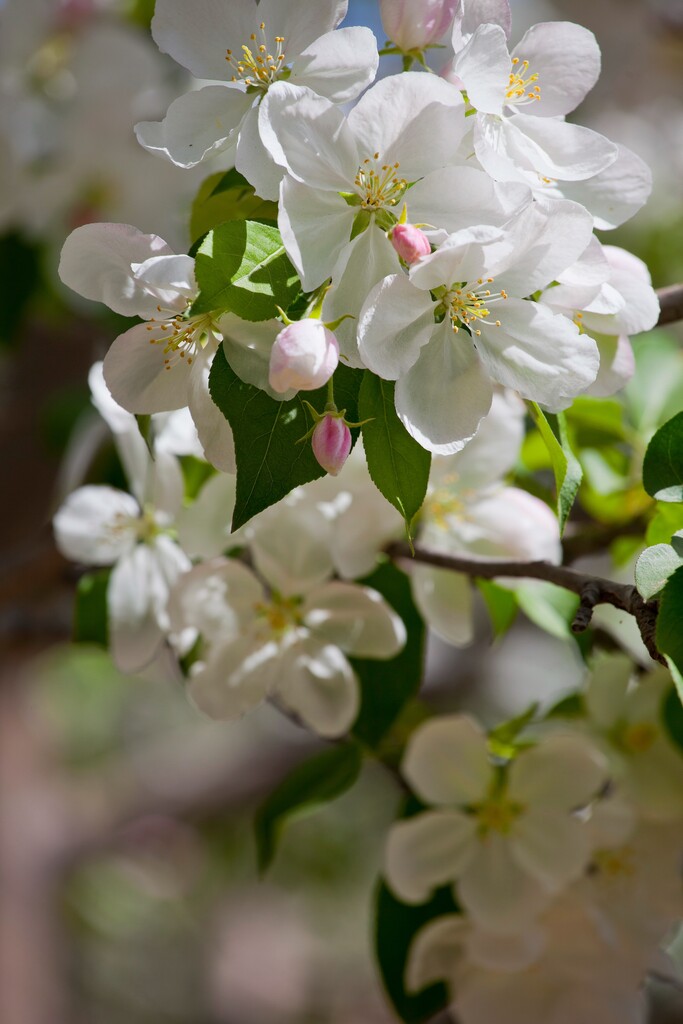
[
  {"xmin": 312, "ymin": 416, "xmax": 352, "ymax": 477},
  {"xmin": 380, "ymin": 0, "xmax": 459, "ymax": 52},
  {"xmin": 57, "ymin": 0, "xmax": 95, "ymax": 28},
  {"xmin": 391, "ymin": 223, "xmax": 431, "ymax": 265},
  {"xmin": 269, "ymin": 319, "xmax": 339, "ymax": 394}
]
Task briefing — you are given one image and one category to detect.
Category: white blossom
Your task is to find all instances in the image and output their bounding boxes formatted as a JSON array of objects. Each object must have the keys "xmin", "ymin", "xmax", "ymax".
[
  {"xmin": 385, "ymin": 714, "xmax": 608, "ymax": 932},
  {"xmin": 135, "ymin": 0, "xmax": 378, "ymax": 199}
]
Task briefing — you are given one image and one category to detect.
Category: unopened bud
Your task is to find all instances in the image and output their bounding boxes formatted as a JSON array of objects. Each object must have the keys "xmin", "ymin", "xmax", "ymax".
[
  {"xmin": 269, "ymin": 319, "xmax": 339, "ymax": 394},
  {"xmin": 312, "ymin": 416, "xmax": 352, "ymax": 476},
  {"xmin": 380, "ymin": 0, "xmax": 458, "ymax": 52},
  {"xmin": 391, "ymin": 223, "xmax": 431, "ymax": 265},
  {"xmin": 57, "ymin": 0, "xmax": 95, "ymax": 27}
]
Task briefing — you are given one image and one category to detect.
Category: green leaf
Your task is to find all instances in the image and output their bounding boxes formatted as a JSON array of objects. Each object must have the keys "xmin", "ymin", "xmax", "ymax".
[
  {"xmin": 359, "ymin": 374, "xmax": 431, "ymax": 541},
  {"xmin": 135, "ymin": 414, "xmax": 154, "ymax": 457},
  {"xmin": 566, "ymin": 396, "xmax": 626, "ymax": 446},
  {"xmin": 662, "ymin": 685, "xmax": 683, "ymax": 754},
  {"xmin": 528, "ymin": 403, "xmax": 582, "ymax": 534},
  {"xmin": 477, "ymin": 580, "xmax": 518, "ymax": 639},
  {"xmin": 190, "ymin": 169, "xmax": 278, "ymax": 244},
  {"xmin": 545, "ymin": 692, "xmax": 586, "ymax": 719},
  {"xmin": 643, "ymin": 411, "xmax": 683, "ymax": 503},
  {"xmin": 647, "ymin": 503, "xmax": 683, "ymax": 545},
  {"xmin": 179, "ymin": 455, "xmax": 217, "ymax": 501},
  {"xmin": 73, "ymin": 570, "xmax": 110, "ymax": 647},
  {"xmin": 193, "ymin": 220, "xmax": 299, "ymax": 320},
  {"xmin": 375, "ymin": 881, "xmax": 456, "ymax": 1024},
  {"xmin": 255, "ymin": 742, "xmax": 363, "ymax": 873},
  {"xmin": 209, "ymin": 347, "xmax": 362, "ymax": 530},
  {"xmin": 635, "ymin": 538, "xmax": 683, "ymax": 600},
  {"xmin": 487, "ymin": 702, "xmax": 538, "ymax": 758},
  {"xmin": 516, "ymin": 581, "xmax": 580, "ymax": 641},
  {"xmin": 656, "ymin": 566, "xmax": 683, "ymax": 699},
  {"xmin": 351, "ymin": 562, "xmax": 426, "ymax": 750}
]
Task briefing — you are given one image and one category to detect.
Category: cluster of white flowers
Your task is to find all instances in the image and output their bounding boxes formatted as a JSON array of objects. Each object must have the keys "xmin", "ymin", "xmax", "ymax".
[
  {"xmin": 49, "ymin": 0, "xmax": 682, "ymax": 1020},
  {"xmin": 385, "ymin": 657, "xmax": 683, "ymax": 1023}
]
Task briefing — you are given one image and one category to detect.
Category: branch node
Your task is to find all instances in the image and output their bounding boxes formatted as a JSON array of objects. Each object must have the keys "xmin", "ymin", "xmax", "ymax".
[{"xmin": 571, "ymin": 581, "xmax": 602, "ymax": 633}]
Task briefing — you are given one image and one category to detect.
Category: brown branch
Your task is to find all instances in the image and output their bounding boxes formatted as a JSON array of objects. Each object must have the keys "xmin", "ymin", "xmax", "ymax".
[
  {"xmin": 656, "ymin": 283, "xmax": 683, "ymax": 327},
  {"xmin": 387, "ymin": 542, "xmax": 664, "ymax": 664}
]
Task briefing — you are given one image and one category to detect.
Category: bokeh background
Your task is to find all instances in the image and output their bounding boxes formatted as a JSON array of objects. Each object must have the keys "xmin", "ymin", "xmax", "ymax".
[{"xmin": 1, "ymin": 1, "xmax": 683, "ymax": 1022}]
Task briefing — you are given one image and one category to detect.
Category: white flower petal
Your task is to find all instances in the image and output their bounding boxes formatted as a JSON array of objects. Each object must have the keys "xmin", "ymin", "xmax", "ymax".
[
  {"xmin": 408, "ymin": 166, "xmax": 531, "ymax": 238},
  {"xmin": 189, "ymin": 635, "xmax": 280, "ymax": 720},
  {"xmin": 290, "ymin": 26, "xmax": 378, "ymax": 103},
  {"xmin": 385, "ymin": 811, "xmax": 478, "ymax": 903},
  {"xmin": 59, "ymin": 223, "xmax": 173, "ymax": 316},
  {"xmin": 151, "ymin": 0, "xmax": 256, "ymax": 79},
  {"xmin": 187, "ymin": 346, "xmax": 236, "ymax": 472},
  {"xmin": 135, "ymin": 85, "xmax": 250, "ymax": 168},
  {"xmin": 358, "ymin": 273, "xmax": 435, "ymax": 380},
  {"xmin": 457, "ymin": 833, "xmax": 551, "ymax": 932},
  {"xmin": 438, "ymin": 390, "xmax": 525, "ymax": 491},
  {"xmin": 250, "ymin": 505, "xmax": 334, "ymax": 596},
  {"xmin": 403, "ymin": 714, "xmax": 492, "ymax": 806},
  {"xmin": 452, "ymin": 23, "xmax": 509, "ymax": 116},
  {"xmin": 395, "ymin": 322, "xmax": 493, "ymax": 455},
  {"xmin": 451, "ymin": 0, "xmax": 511, "ymax": 50},
  {"xmin": 507, "ymin": 734, "xmax": 608, "ymax": 810},
  {"xmin": 558, "ymin": 235, "xmax": 610, "ymax": 287},
  {"xmin": 260, "ymin": 83, "xmax": 358, "ymax": 190},
  {"xmin": 406, "ymin": 916, "xmax": 468, "ymax": 993},
  {"xmin": 176, "ymin": 473, "xmax": 238, "ymax": 560},
  {"xmin": 585, "ymin": 653, "xmax": 633, "ymax": 727},
  {"xmin": 277, "ymin": 639, "xmax": 359, "ymax": 737},
  {"xmin": 510, "ymin": 809, "xmax": 591, "ymax": 890},
  {"xmin": 408, "ymin": 225, "xmax": 503, "ymax": 292},
  {"xmin": 303, "ymin": 582, "xmax": 406, "ymax": 657},
  {"xmin": 411, "ymin": 566, "xmax": 474, "ymax": 647},
  {"xmin": 149, "ymin": 451, "xmax": 185, "ymax": 521},
  {"xmin": 103, "ymin": 322, "xmax": 191, "ymax": 414},
  {"xmin": 323, "ymin": 227, "xmax": 400, "ymax": 368},
  {"xmin": 133, "ymin": 255, "xmax": 196, "ymax": 306},
  {"xmin": 475, "ymin": 113, "xmax": 617, "ymax": 186},
  {"xmin": 456, "ymin": 488, "xmax": 561, "ymax": 563},
  {"xmin": 560, "ymin": 144, "xmax": 652, "ymax": 230},
  {"xmin": 587, "ymin": 334, "xmax": 635, "ymax": 398},
  {"xmin": 503, "ymin": 112, "xmax": 618, "ymax": 181},
  {"xmin": 259, "ymin": 0, "xmax": 348, "ymax": 57},
  {"xmin": 277, "ymin": 175, "xmax": 354, "ymax": 292},
  {"xmin": 220, "ymin": 317, "xmax": 287, "ymax": 397},
  {"xmin": 53, "ymin": 486, "xmax": 138, "ymax": 565},
  {"xmin": 511, "ymin": 22, "xmax": 600, "ymax": 117},
  {"xmin": 108, "ymin": 545, "xmax": 167, "ymax": 673},
  {"xmin": 235, "ymin": 104, "xmax": 283, "ymax": 201},
  {"xmin": 491, "ymin": 198, "xmax": 594, "ymax": 297},
  {"xmin": 168, "ymin": 558, "xmax": 262, "ymax": 644},
  {"xmin": 348, "ymin": 73, "xmax": 466, "ymax": 178},
  {"xmin": 476, "ymin": 299, "xmax": 599, "ymax": 408}
]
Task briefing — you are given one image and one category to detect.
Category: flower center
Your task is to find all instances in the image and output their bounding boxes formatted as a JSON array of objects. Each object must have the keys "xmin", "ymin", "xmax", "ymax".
[
  {"xmin": 620, "ymin": 721, "xmax": 659, "ymax": 754},
  {"xmin": 592, "ymin": 845, "xmax": 636, "ymax": 879},
  {"xmin": 505, "ymin": 57, "xmax": 541, "ymax": 106},
  {"xmin": 225, "ymin": 22, "xmax": 285, "ymax": 90},
  {"xmin": 146, "ymin": 303, "xmax": 220, "ymax": 371},
  {"xmin": 254, "ymin": 595, "xmax": 302, "ymax": 637},
  {"xmin": 475, "ymin": 797, "xmax": 523, "ymax": 837},
  {"xmin": 425, "ymin": 487, "xmax": 466, "ymax": 528},
  {"xmin": 355, "ymin": 155, "xmax": 407, "ymax": 211},
  {"xmin": 445, "ymin": 279, "xmax": 507, "ymax": 336}
]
